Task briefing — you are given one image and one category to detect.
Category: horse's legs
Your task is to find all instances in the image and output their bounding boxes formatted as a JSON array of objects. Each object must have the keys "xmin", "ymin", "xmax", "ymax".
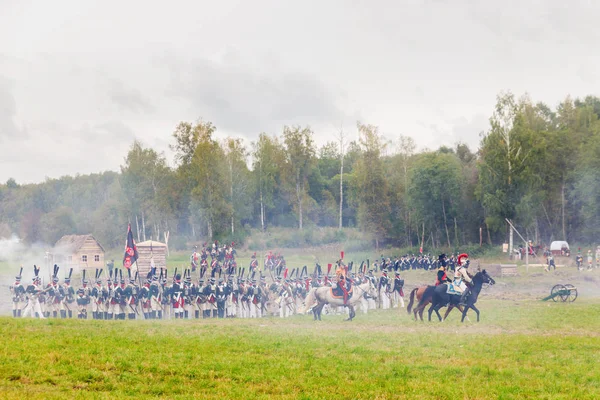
[
  {"xmin": 433, "ymin": 304, "xmax": 443, "ymax": 322},
  {"xmin": 461, "ymin": 306, "xmax": 468, "ymax": 322},
  {"xmin": 442, "ymin": 305, "xmax": 454, "ymax": 321},
  {"xmin": 347, "ymin": 305, "xmax": 355, "ymax": 321},
  {"xmin": 413, "ymin": 303, "xmax": 423, "ymax": 321},
  {"xmin": 427, "ymin": 304, "xmax": 435, "ymax": 321},
  {"xmin": 471, "ymin": 305, "xmax": 480, "ymax": 322},
  {"xmin": 317, "ymin": 303, "xmax": 325, "ymax": 321}
]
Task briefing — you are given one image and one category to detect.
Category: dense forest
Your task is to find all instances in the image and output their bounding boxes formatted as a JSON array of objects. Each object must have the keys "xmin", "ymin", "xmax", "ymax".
[{"xmin": 1, "ymin": 92, "xmax": 600, "ymax": 250}]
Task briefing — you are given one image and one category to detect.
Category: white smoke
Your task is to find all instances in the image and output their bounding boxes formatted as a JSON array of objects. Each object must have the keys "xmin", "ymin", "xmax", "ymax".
[
  {"xmin": 0, "ymin": 235, "xmax": 24, "ymax": 261},
  {"xmin": 0, "ymin": 235, "xmax": 58, "ymax": 314}
]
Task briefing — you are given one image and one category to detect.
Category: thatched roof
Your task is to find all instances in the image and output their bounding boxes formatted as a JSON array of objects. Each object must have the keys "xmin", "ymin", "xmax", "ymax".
[{"xmin": 54, "ymin": 234, "xmax": 105, "ymax": 253}]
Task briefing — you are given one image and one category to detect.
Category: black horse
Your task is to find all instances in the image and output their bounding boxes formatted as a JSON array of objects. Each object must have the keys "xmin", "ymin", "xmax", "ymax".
[{"xmin": 420, "ymin": 270, "xmax": 495, "ymax": 322}]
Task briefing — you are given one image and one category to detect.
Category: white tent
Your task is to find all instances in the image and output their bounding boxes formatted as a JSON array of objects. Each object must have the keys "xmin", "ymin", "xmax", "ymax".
[{"xmin": 550, "ymin": 241, "xmax": 569, "ymax": 251}]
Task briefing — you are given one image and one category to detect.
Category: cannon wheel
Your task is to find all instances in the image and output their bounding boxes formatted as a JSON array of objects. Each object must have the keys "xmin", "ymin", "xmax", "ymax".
[
  {"xmin": 550, "ymin": 284, "xmax": 567, "ymax": 302},
  {"xmin": 564, "ymin": 284, "xmax": 578, "ymax": 302}
]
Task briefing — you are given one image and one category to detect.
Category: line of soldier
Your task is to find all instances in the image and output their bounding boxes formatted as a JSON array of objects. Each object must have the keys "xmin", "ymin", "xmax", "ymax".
[
  {"xmin": 372, "ymin": 254, "xmax": 460, "ymax": 272},
  {"xmin": 574, "ymin": 247, "xmax": 600, "ymax": 271},
  {"xmin": 9, "ymin": 259, "xmax": 407, "ymax": 319},
  {"xmin": 189, "ymin": 241, "xmax": 238, "ymax": 273}
]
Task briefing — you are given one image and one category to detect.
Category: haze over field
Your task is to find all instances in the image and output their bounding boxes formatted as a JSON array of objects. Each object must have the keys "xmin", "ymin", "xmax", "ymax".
[{"xmin": 1, "ymin": 0, "xmax": 599, "ymax": 183}]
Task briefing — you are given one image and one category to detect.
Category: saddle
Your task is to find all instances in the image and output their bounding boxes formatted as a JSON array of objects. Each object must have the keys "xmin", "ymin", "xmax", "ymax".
[
  {"xmin": 446, "ymin": 282, "xmax": 461, "ymax": 296},
  {"xmin": 330, "ymin": 284, "xmax": 353, "ymax": 301}
]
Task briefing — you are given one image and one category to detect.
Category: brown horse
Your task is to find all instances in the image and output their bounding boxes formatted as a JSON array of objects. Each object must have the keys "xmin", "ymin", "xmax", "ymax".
[{"xmin": 407, "ymin": 285, "xmax": 465, "ymax": 321}]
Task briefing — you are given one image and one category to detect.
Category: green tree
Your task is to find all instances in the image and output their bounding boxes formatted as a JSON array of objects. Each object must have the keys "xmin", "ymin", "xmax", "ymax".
[
  {"xmin": 252, "ymin": 133, "xmax": 285, "ymax": 231},
  {"xmin": 354, "ymin": 122, "xmax": 391, "ymax": 248},
  {"xmin": 408, "ymin": 152, "xmax": 463, "ymax": 248},
  {"xmin": 120, "ymin": 140, "xmax": 170, "ymax": 242},
  {"xmin": 282, "ymin": 126, "xmax": 316, "ymax": 230}
]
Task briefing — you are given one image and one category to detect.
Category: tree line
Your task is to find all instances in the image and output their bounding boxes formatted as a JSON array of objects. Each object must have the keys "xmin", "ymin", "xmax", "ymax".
[{"xmin": 1, "ymin": 92, "xmax": 600, "ymax": 250}]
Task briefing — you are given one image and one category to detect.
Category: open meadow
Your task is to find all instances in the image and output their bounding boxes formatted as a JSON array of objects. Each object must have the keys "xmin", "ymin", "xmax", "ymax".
[{"xmin": 1, "ymin": 254, "xmax": 600, "ymax": 400}]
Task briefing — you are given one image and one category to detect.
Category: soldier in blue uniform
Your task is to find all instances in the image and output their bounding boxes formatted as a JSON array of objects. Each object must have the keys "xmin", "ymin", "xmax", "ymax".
[
  {"xmin": 139, "ymin": 277, "xmax": 151, "ymax": 320},
  {"xmin": 203, "ymin": 277, "xmax": 218, "ymax": 318},
  {"xmin": 115, "ymin": 272, "xmax": 126, "ymax": 320},
  {"xmin": 76, "ymin": 285, "xmax": 90, "ymax": 319},
  {"xmin": 171, "ymin": 274, "xmax": 184, "ymax": 319},
  {"xmin": 10, "ymin": 268, "xmax": 25, "ymax": 317},
  {"xmin": 216, "ymin": 278, "xmax": 228, "ymax": 318}
]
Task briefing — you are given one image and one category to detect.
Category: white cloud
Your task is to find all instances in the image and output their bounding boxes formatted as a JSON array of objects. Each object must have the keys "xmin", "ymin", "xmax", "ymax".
[{"xmin": 0, "ymin": 0, "xmax": 599, "ymax": 182}]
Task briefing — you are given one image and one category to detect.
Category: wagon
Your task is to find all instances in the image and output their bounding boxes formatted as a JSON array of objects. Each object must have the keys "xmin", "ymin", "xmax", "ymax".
[{"xmin": 549, "ymin": 241, "xmax": 570, "ymax": 257}]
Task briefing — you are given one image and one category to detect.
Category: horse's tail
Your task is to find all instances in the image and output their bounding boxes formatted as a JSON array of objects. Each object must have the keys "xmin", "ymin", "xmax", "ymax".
[
  {"xmin": 407, "ymin": 288, "xmax": 418, "ymax": 314},
  {"xmin": 415, "ymin": 285, "xmax": 436, "ymax": 310},
  {"xmin": 302, "ymin": 287, "xmax": 318, "ymax": 314}
]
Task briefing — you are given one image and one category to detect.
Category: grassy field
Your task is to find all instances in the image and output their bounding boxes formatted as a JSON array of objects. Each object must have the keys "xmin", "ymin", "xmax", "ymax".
[
  {"xmin": 2, "ymin": 269, "xmax": 600, "ymax": 399},
  {"xmin": 2, "ymin": 249, "xmax": 600, "ymax": 399}
]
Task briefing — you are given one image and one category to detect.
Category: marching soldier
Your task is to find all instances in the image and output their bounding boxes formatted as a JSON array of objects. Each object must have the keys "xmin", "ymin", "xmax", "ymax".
[
  {"xmin": 160, "ymin": 271, "xmax": 171, "ymax": 319},
  {"xmin": 203, "ymin": 277, "xmax": 218, "ymax": 318},
  {"xmin": 90, "ymin": 272, "xmax": 103, "ymax": 319},
  {"xmin": 190, "ymin": 247, "xmax": 199, "ymax": 272},
  {"xmin": 197, "ymin": 278, "xmax": 209, "ymax": 319},
  {"xmin": 62, "ymin": 270, "xmax": 76, "ymax": 319},
  {"xmin": 392, "ymin": 271, "xmax": 405, "ymax": 308},
  {"xmin": 183, "ymin": 273, "xmax": 193, "ymax": 319},
  {"xmin": 576, "ymin": 251, "xmax": 584, "ymax": 271},
  {"xmin": 76, "ymin": 286, "xmax": 90, "ymax": 319},
  {"xmin": 216, "ymin": 278, "xmax": 228, "ymax": 319},
  {"xmin": 115, "ymin": 272, "xmax": 127, "ymax": 320},
  {"xmin": 225, "ymin": 277, "xmax": 237, "ymax": 318},
  {"xmin": 47, "ymin": 275, "xmax": 62, "ymax": 318},
  {"xmin": 545, "ymin": 253, "xmax": 556, "ymax": 272},
  {"xmin": 278, "ymin": 279, "xmax": 293, "ymax": 318},
  {"xmin": 107, "ymin": 273, "xmax": 119, "ymax": 320},
  {"xmin": 171, "ymin": 273, "xmax": 184, "ymax": 319},
  {"xmin": 250, "ymin": 252, "xmax": 258, "ymax": 273},
  {"xmin": 378, "ymin": 270, "xmax": 390, "ymax": 309},
  {"xmin": 140, "ymin": 277, "xmax": 151, "ymax": 319},
  {"xmin": 77, "ymin": 273, "xmax": 91, "ymax": 319},
  {"xmin": 10, "ymin": 268, "xmax": 25, "ymax": 317},
  {"xmin": 149, "ymin": 274, "xmax": 162, "ymax": 319},
  {"xmin": 22, "ymin": 266, "xmax": 46, "ymax": 319},
  {"xmin": 247, "ymin": 279, "xmax": 258, "ymax": 318}
]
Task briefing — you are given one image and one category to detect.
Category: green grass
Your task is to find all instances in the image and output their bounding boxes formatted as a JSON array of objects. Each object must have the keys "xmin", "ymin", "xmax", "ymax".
[
  {"xmin": 3, "ymin": 251, "xmax": 600, "ymax": 399},
  {"xmin": 1, "ymin": 294, "xmax": 600, "ymax": 399}
]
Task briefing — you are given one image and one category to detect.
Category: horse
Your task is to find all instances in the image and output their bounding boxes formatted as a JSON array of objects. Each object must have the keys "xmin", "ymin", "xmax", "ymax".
[
  {"xmin": 303, "ymin": 280, "xmax": 378, "ymax": 321},
  {"xmin": 407, "ymin": 285, "xmax": 467, "ymax": 321},
  {"xmin": 419, "ymin": 270, "xmax": 495, "ymax": 322}
]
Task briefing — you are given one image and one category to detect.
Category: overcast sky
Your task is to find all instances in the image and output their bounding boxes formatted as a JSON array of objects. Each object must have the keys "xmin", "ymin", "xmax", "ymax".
[{"xmin": 1, "ymin": 0, "xmax": 599, "ymax": 183}]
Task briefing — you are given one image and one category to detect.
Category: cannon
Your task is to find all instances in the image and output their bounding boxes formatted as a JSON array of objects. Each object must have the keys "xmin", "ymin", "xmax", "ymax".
[{"xmin": 542, "ymin": 284, "xmax": 578, "ymax": 302}]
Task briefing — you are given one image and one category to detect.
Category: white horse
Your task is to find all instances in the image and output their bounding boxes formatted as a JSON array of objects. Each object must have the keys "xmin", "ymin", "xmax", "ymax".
[{"xmin": 303, "ymin": 281, "xmax": 378, "ymax": 321}]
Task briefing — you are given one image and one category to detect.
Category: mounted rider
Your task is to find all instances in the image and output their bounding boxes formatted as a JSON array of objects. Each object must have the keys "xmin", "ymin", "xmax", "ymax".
[
  {"xmin": 454, "ymin": 253, "xmax": 472, "ymax": 305},
  {"xmin": 335, "ymin": 253, "xmax": 351, "ymax": 305},
  {"xmin": 435, "ymin": 254, "xmax": 452, "ymax": 286}
]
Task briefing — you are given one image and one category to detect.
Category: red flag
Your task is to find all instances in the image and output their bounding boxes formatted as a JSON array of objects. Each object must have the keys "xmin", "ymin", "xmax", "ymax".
[
  {"xmin": 327, "ymin": 263, "xmax": 332, "ymax": 275},
  {"xmin": 340, "ymin": 251, "xmax": 344, "ymax": 260},
  {"xmin": 123, "ymin": 224, "xmax": 139, "ymax": 270}
]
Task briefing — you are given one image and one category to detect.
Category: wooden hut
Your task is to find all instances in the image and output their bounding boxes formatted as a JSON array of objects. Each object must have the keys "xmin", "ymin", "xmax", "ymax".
[
  {"xmin": 54, "ymin": 234, "xmax": 105, "ymax": 271},
  {"xmin": 136, "ymin": 240, "xmax": 167, "ymax": 277}
]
